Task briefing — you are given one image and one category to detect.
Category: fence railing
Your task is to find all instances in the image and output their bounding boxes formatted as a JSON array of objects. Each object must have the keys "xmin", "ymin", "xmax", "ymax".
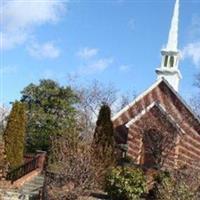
[{"xmin": 6, "ymin": 156, "xmax": 40, "ymax": 183}]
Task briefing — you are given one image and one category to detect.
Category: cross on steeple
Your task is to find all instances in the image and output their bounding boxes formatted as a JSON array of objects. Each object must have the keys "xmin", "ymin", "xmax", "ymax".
[{"xmin": 156, "ymin": 0, "xmax": 182, "ymax": 92}]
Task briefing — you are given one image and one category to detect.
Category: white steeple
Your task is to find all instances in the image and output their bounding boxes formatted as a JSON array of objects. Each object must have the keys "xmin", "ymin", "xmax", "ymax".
[
  {"xmin": 166, "ymin": 0, "xmax": 179, "ymax": 51},
  {"xmin": 156, "ymin": 0, "xmax": 182, "ymax": 92}
]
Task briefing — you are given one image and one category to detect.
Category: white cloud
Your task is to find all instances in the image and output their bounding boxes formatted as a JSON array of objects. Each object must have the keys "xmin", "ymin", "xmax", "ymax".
[
  {"xmin": 77, "ymin": 47, "xmax": 99, "ymax": 60},
  {"xmin": 1, "ymin": 0, "xmax": 66, "ymax": 50},
  {"xmin": 88, "ymin": 58, "xmax": 113, "ymax": 72},
  {"xmin": 80, "ymin": 58, "xmax": 114, "ymax": 75},
  {"xmin": 0, "ymin": 66, "xmax": 17, "ymax": 75},
  {"xmin": 76, "ymin": 46, "xmax": 113, "ymax": 75},
  {"xmin": 182, "ymin": 42, "xmax": 200, "ymax": 68},
  {"xmin": 27, "ymin": 41, "xmax": 60, "ymax": 59},
  {"xmin": 119, "ymin": 65, "xmax": 130, "ymax": 72},
  {"xmin": 189, "ymin": 14, "xmax": 200, "ymax": 38}
]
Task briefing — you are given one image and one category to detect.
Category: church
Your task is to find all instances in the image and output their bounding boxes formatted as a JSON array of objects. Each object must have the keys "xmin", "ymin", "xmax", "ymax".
[{"xmin": 112, "ymin": 0, "xmax": 200, "ymax": 170}]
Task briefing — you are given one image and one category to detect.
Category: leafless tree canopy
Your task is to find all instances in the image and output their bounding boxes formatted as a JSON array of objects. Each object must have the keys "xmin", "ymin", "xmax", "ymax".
[
  {"xmin": 191, "ymin": 72, "xmax": 200, "ymax": 116},
  {"xmin": 47, "ymin": 133, "xmax": 115, "ymax": 200},
  {"xmin": 194, "ymin": 73, "xmax": 200, "ymax": 89},
  {"xmin": 68, "ymin": 78, "xmax": 136, "ymax": 141},
  {"xmin": 0, "ymin": 105, "xmax": 9, "ymax": 136}
]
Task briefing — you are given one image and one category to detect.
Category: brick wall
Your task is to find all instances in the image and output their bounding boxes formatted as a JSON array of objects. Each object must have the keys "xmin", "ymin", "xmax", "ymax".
[{"xmin": 113, "ymin": 81, "xmax": 200, "ymax": 170}]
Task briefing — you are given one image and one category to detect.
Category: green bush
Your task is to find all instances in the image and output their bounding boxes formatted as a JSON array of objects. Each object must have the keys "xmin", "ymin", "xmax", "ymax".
[
  {"xmin": 4, "ymin": 101, "xmax": 26, "ymax": 169},
  {"xmin": 152, "ymin": 171, "xmax": 197, "ymax": 200},
  {"xmin": 105, "ymin": 166, "xmax": 147, "ymax": 200}
]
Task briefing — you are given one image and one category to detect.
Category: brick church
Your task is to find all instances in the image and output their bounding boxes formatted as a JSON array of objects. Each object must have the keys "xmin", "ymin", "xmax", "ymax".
[{"xmin": 112, "ymin": 0, "xmax": 200, "ymax": 170}]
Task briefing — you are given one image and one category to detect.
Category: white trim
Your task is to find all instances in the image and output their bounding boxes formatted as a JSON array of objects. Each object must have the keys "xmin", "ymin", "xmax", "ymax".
[
  {"xmin": 155, "ymin": 103, "xmax": 185, "ymax": 134},
  {"xmin": 112, "ymin": 77, "xmax": 200, "ymax": 128},
  {"xmin": 112, "ymin": 79, "xmax": 163, "ymax": 121},
  {"xmin": 161, "ymin": 78, "xmax": 200, "ymax": 125},
  {"xmin": 125, "ymin": 102, "xmax": 156, "ymax": 128},
  {"xmin": 125, "ymin": 101, "xmax": 185, "ymax": 134}
]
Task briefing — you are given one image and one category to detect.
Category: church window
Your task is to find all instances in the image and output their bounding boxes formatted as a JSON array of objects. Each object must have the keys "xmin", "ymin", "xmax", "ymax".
[
  {"xmin": 164, "ymin": 56, "xmax": 168, "ymax": 67},
  {"xmin": 169, "ymin": 56, "xmax": 174, "ymax": 68}
]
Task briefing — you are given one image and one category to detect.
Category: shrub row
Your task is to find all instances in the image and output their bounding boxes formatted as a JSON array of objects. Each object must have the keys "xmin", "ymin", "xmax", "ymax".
[{"xmin": 105, "ymin": 166, "xmax": 200, "ymax": 200}]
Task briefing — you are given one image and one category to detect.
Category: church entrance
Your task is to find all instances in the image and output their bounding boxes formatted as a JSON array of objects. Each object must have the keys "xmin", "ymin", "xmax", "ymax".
[{"xmin": 141, "ymin": 129, "xmax": 163, "ymax": 169}]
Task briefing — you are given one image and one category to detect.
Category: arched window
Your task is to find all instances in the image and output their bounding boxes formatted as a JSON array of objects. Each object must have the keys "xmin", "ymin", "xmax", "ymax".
[
  {"xmin": 164, "ymin": 56, "xmax": 168, "ymax": 67},
  {"xmin": 142, "ymin": 129, "xmax": 163, "ymax": 168},
  {"xmin": 169, "ymin": 56, "xmax": 174, "ymax": 68}
]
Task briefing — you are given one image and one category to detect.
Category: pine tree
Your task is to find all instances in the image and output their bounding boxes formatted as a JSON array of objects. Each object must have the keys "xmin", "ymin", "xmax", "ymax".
[
  {"xmin": 93, "ymin": 103, "xmax": 115, "ymax": 158},
  {"xmin": 4, "ymin": 101, "xmax": 26, "ymax": 169}
]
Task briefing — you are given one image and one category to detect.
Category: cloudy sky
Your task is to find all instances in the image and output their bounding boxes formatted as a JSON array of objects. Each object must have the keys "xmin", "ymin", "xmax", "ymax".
[{"xmin": 1, "ymin": 0, "xmax": 200, "ymax": 105}]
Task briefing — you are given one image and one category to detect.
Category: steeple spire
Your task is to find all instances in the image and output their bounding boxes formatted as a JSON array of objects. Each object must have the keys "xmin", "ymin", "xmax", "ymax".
[
  {"xmin": 156, "ymin": 0, "xmax": 182, "ymax": 92},
  {"xmin": 166, "ymin": 0, "xmax": 179, "ymax": 51}
]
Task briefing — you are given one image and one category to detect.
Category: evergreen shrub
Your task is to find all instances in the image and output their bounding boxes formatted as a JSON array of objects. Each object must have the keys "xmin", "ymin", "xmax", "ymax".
[
  {"xmin": 4, "ymin": 101, "xmax": 26, "ymax": 169},
  {"xmin": 151, "ymin": 171, "xmax": 197, "ymax": 200},
  {"xmin": 93, "ymin": 103, "xmax": 115, "ymax": 156},
  {"xmin": 105, "ymin": 166, "xmax": 147, "ymax": 200}
]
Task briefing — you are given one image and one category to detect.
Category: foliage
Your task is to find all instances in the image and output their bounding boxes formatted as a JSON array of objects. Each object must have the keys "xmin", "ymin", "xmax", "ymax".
[
  {"xmin": 92, "ymin": 103, "xmax": 115, "ymax": 159},
  {"xmin": 47, "ymin": 138, "xmax": 98, "ymax": 200},
  {"xmin": 151, "ymin": 169, "xmax": 200, "ymax": 200},
  {"xmin": 69, "ymin": 78, "xmax": 136, "ymax": 141},
  {"xmin": 72, "ymin": 80, "xmax": 118, "ymax": 141},
  {"xmin": 91, "ymin": 103, "xmax": 117, "ymax": 188},
  {"xmin": 105, "ymin": 166, "xmax": 147, "ymax": 200},
  {"xmin": 3, "ymin": 101, "xmax": 26, "ymax": 169},
  {"xmin": 47, "ymin": 128, "xmax": 118, "ymax": 199},
  {"xmin": 118, "ymin": 154, "xmax": 136, "ymax": 166},
  {"xmin": 20, "ymin": 79, "xmax": 79, "ymax": 153}
]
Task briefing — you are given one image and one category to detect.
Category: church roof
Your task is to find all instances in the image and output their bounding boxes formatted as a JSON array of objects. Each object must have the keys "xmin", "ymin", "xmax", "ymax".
[{"xmin": 112, "ymin": 78, "xmax": 200, "ymax": 129}]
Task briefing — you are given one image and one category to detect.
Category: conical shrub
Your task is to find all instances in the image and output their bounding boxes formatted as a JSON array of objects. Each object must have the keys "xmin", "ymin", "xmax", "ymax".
[{"xmin": 4, "ymin": 101, "xmax": 26, "ymax": 169}]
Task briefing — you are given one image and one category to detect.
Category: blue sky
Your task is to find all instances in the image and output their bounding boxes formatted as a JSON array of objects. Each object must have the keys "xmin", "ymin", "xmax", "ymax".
[{"xmin": 1, "ymin": 0, "xmax": 200, "ymax": 106}]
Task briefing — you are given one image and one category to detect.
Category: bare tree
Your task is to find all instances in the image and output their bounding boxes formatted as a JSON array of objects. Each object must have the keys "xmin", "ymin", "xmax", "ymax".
[
  {"xmin": 0, "ymin": 105, "xmax": 9, "ymax": 136},
  {"xmin": 191, "ymin": 96, "xmax": 200, "ymax": 116},
  {"xmin": 194, "ymin": 73, "xmax": 200, "ymax": 89},
  {"xmin": 0, "ymin": 105, "xmax": 9, "ymax": 180},
  {"xmin": 68, "ymin": 78, "xmax": 135, "ymax": 141},
  {"xmin": 191, "ymin": 72, "xmax": 200, "ymax": 115},
  {"xmin": 152, "ymin": 163, "xmax": 200, "ymax": 200},
  {"xmin": 47, "ymin": 132, "xmax": 114, "ymax": 200},
  {"xmin": 115, "ymin": 91, "xmax": 136, "ymax": 111}
]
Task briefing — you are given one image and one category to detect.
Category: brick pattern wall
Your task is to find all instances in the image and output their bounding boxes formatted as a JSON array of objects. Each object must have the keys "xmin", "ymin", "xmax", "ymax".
[
  {"xmin": 178, "ymin": 128, "xmax": 200, "ymax": 169},
  {"xmin": 127, "ymin": 110, "xmax": 177, "ymax": 169},
  {"xmin": 113, "ymin": 81, "xmax": 200, "ymax": 170}
]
